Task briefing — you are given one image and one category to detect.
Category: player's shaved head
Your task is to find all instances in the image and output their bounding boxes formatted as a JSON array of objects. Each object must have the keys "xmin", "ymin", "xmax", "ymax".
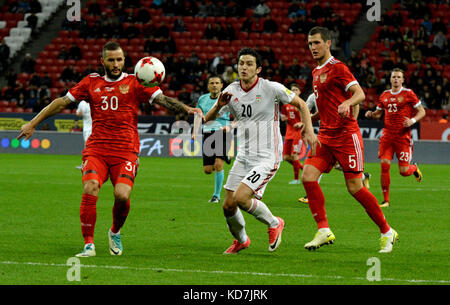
[{"xmin": 102, "ymin": 41, "xmax": 123, "ymax": 58}]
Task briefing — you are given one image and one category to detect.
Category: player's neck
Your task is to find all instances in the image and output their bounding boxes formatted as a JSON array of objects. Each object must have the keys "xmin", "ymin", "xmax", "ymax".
[
  {"xmin": 240, "ymin": 76, "xmax": 259, "ymax": 91},
  {"xmin": 210, "ymin": 93, "xmax": 219, "ymax": 99},
  {"xmin": 391, "ymin": 86, "xmax": 402, "ymax": 93},
  {"xmin": 317, "ymin": 53, "xmax": 332, "ymax": 66}
]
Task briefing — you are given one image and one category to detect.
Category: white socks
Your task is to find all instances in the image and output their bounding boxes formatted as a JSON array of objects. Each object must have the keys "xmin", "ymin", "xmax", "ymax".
[
  {"xmin": 247, "ymin": 199, "xmax": 279, "ymax": 228},
  {"xmin": 226, "ymin": 209, "xmax": 248, "ymax": 244}
]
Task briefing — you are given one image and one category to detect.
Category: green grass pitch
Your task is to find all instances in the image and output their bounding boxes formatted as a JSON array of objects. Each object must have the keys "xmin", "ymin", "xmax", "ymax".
[{"xmin": 0, "ymin": 153, "xmax": 449, "ymax": 285}]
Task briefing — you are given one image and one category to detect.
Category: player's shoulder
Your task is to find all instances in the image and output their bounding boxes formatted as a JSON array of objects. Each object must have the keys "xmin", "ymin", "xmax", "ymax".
[
  {"xmin": 88, "ymin": 72, "xmax": 101, "ymax": 78},
  {"xmin": 198, "ymin": 93, "xmax": 210, "ymax": 103}
]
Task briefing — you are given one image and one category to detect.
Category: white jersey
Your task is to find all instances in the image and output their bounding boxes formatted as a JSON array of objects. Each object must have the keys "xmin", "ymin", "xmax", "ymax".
[
  {"xmin": 76, "ymin": 100, "xmax": 92, "ymax": 142},
  {"xmin": 219, "ymin": 77, "xmax": 295, "ymax": 161}
]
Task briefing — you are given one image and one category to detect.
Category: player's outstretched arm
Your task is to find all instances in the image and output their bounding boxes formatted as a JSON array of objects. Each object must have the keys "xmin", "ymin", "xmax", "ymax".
[
  {"xmin": 205, "ymin": 92, "xmax": 232, "ymax": 122},
  {"xmin": 17, "ymin": 96, "xmax": 72, "ymax": 140},
  {"xmin": 154, "ymin": 93, "xmax": 204, "ymax": 119}
]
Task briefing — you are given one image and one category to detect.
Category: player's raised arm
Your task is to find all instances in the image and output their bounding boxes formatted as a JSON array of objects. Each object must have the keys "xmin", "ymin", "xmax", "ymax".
[
  {"xmin": 289, "ymin": 95, "xmax": 319, "ymax": 155},
  {"xmin": 337, "ymin": 84, "xmax": 365, "ymax": 118},
  {"xmin": 17, "ymin": 96, "xmax": 73, "ymax": 140},
  {"xmin": 204, "ymin": 92, "xmax": 232, "ymax": 122},
  {"xmin": 153, "ymin": 92, "xmax": 204, "ymax": 119}
]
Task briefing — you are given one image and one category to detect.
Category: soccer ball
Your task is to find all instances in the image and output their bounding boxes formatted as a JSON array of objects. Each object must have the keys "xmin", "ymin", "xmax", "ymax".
[{"xmin": 134, "ymin": 56, "xmax": 165, "ymax": 87}]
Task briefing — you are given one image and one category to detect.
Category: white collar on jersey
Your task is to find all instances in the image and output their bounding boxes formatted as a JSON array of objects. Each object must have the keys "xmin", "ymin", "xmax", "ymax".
[
  {"xmin": 390, "ymin": 87, "xmax": 404, "ymax": 95},
  {"xmin": 104, "ymin": 72, "xmax": 126, "ymax": 82},
  {"xmin": 316, "ymin": 56, "xmax": 335, "ymax": 70}
]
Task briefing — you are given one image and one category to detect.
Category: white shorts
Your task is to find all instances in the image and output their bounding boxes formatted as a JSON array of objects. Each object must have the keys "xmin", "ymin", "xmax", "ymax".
[{"xmin": 224, "ymin": 157, "xmax": 280, "ymax": 200}]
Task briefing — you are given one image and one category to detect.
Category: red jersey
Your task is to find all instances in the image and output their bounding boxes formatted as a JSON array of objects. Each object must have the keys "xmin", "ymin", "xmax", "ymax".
[
  {"xmin": 311, "ymin": 56, "xmax": 360, "ymax": 145},
  {"xmin": 67, "ymin": 73, "xmax": 161, "ymax": 156},
  {"xmin": 281, "ymin": 103, "xmax": 302, "ymax": 140},
  {"xmin": 377, "ymin": 87, "xmax": 421, "ymax": 141}
]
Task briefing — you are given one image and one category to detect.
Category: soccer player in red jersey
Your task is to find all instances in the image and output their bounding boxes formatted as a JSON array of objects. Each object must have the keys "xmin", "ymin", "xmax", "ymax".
[
  {"xmin": 17, "ymin": 41, "xmax": 203, "ymax": 257},
  {"xmin": 365, "ymin": 68, "xmax": 425, "ymax": 207},
  {"xmin": 281, "ymin": 83, "xmax": 304, "ymax": 185},
  {"xmin": 301, "ymin": 27, "xmax": 398, "ymax": 253}
]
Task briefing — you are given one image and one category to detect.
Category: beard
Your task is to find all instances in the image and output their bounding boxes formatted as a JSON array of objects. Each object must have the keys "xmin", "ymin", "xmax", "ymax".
[{"xmin": 104, "ymin": 65, "xmax": 123, "ymax": 80}]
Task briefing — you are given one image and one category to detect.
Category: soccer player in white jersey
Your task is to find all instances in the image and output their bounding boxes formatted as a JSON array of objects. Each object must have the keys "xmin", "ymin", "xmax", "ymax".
[
  {"xmin": 76, "ymin": 100, "xmax": 92, "ymax": 143},
  {"xmin": 205, "ymin": 48, "xmax": 318, "ymax": 254}
]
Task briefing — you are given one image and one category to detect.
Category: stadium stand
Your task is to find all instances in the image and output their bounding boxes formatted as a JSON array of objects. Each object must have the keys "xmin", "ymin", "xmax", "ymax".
[{"xmin": 0, "ymin": 0, "xmax": 448, "ymax": 120}]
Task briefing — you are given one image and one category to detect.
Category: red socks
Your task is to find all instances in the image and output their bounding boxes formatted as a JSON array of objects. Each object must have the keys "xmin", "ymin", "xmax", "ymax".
[
  {"xmin": 80, "ymin": 194, "xmax": 98, "ymax": 244},
  {"xmin": 381, "ymin": 162, "xmax": 390, "ymax": 202},
  {"xmin": 400, "ymin": 164, "xmax": 417, "ymax": 177},
  {"xmin": 293, "ymin": 160, "xmax": 303, "ymax": 180},
  {"xmin": 303, "ymin": 181, "xmax": 328, "ymax": 229},
  {"xmin": 352, "ymin": 187, "xmax": 390, "ymax": 234},
  {"xmin": 111, "ymin": 199, "xmax": 130, "ymax": 234}
]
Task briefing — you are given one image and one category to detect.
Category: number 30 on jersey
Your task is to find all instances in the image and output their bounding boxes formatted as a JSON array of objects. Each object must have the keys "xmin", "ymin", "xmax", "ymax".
[{"xmin": 101, "ymin": 96, "xmax": 119, "ymax": 110}]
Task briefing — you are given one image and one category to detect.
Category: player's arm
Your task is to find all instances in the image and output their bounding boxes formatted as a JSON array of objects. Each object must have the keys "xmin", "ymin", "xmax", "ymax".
[
  {"xmin": 153, "ymin": 93, "xmax": 204, "ymax": 118},
  {"xmin": 404, "ymin": 104, "xmax": 426, "ymax": 127},
  {"xmin": 289, "ymin": 95, "xmax": 320, "ymax": 155},
  {"xmin": 17, "ymin": 96, "xmax": 72, "ymax": 140},
  {"xmin": 205, "ymin": 92, "xmax": 232, "ymax": 122},
  {"xmin": 337, "ymin": 84, "xmax": 365, "ymax": 118},
  {"xmin": 365, "ymin": 108, "xmax": 383, "ymax": 120}
]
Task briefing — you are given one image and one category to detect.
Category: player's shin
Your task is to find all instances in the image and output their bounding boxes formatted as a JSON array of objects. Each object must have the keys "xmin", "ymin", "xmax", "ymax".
[
  {"xmin": 111, "ymin": 199, "xmax": 130, "ymax": 234},
  {"xmin": 245, "ymin": 198, "xmax": 279, "ymax": 227},
  {"xmin": 381, "ymin": 163, "xmax": 391, "ymax": 202},
  {"xmin": 302, "ymin": 181, "xmax": 328, "ymax": 229},
  {"xmin": 352, "ymin": 187, "xmax": 390, "ymax": 234},
  {"xmin": 225, "ymin": 208, "xmax": 247, "ymax": 244},
  {"xmin": 80, "ymin": 194, "xmax": 98, "ymax": 244}
]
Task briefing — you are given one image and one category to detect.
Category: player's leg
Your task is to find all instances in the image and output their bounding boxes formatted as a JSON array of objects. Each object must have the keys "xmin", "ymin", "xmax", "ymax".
[
  {"xmin": 291, "ymin": 139, "xmax": 303, "ymax": 183},
  {"xmin": 222, "ymin": 160, "xmax": 250, "ymax": 254},
  {"xmin": 76, "ymin": 156, "xmax": 109, "ymax": 257},
  {"xmin": 238, "ymin": 161, "xmax": 285, "ymax": 251},
  {"xmin": 108, "ymin": 156, "xmax": 139, "ymax": 256},
  {"xmin": 301, "ymin": 161, "xmax": 336, "ymax": 250},
  {"xmin": 340, "ymin": 135, "xmax": 397, "ymax": 252},
  {"xmin": 212, "ymin": 158, "xmax": 225, "ymax": 202},
  {"xmin": 397, "ymin": 141, "xmax": 422, "ymax": 182},
  {"xmin": 379, "ymin": 140, "xmax": 394, "ymax": 207}
]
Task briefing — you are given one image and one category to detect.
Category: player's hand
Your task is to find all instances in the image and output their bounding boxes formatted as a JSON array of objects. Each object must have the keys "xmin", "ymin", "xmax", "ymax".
[
  {"xmin": 403, "ymin": 116, "xmax": 415, "ymax": 127},
  {"xmin": 365, "ymin": 111, "xmax": 373, "ymax": 119},
  {"xmin": 17, "ymin": 123, "xmax": 35, "ymax": 140},
  {"xmin": 338, "ymin": 102, "xmax": 351, "ymax": 118},
  {"xmin": 218, "ymin": 92, "xmax": 232, "ymax": 107},
  {"xmin": 303, "ymin": 131, "xmax": 320, "ymax": 157},
  {"xmin": 187, "ymin": 107, "xmax": 205, "ymax": 121},
  {"xmin": 221, "ymin": 125, "xmax": 231, "ymax": 133},
  {"xmin": 293, "ymin": 122, "xmax": 304, "ymax": 130}
]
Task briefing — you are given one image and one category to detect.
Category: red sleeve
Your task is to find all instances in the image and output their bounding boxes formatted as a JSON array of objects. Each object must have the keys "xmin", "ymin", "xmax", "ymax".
[
  {"xmin": 377, "ymin": 93, "xmax": 385, "ymax": 109},
  {"xmin": 335, "ymin": 64, "xmax": 358, "ymax": 92},
  {"xmin": 134, "ymin": 78, "xmax": 162, "ymax": 104},
  {"xmin": 408, "ymin": 90, "xmax": 420, "ymax": 106},
  {"xmin": 67, "ymin": 75, "xmax": 92, "ymax": 102}
]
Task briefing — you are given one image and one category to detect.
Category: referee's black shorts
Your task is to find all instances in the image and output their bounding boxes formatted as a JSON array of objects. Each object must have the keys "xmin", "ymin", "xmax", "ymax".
[{"xmin": 202, "ymin": 130, "xmax": 232, "ymax": 166}]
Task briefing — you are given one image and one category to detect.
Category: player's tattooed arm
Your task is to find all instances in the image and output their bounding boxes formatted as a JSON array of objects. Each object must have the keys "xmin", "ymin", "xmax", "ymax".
[
  {"xmin": 154, "ymin": 93, "xmax": 187, "ymax": 113},
  {"xmin": 154, "ymin": 93, "xmax": 204, "ymax": 118}
]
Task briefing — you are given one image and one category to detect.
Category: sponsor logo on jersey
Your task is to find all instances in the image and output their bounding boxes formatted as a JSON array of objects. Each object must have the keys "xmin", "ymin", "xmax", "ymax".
[
  {"xmin": 233, "ymin": 97, "xmax": 239, "ymax": 103},
  {"xmin": 256, "ymin": 95, "xmax": 261, "ymax": 102},
  {"xmin": 105, "ymin": 87, "xmax": 115, "ymax": 92},
  {"xmin": 94, "ymin": 88, "xmax": 101, "ymax": 93}
]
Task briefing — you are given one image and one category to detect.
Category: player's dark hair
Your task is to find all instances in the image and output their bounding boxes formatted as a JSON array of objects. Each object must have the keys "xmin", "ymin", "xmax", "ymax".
[
  {"xmin": 207, "ymin": 75, "xmax": 223, "ymax": 83},
  {"xmin": 290, "ymin": 83, "xmax": 301, "ymax": 91},
  {"xmin": 237, "ymin": 47, "xmax": 262, "ymax": 68},
  {"xmin": 102, "ymin": 41, "xmax": 122, "ymax": 58},
  {"xmin": 308, "ymin": 26, "xmax": 331, "ymax": 42}
]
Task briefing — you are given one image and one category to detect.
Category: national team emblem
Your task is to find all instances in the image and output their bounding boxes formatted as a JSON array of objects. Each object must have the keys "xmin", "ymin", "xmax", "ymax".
[
  {"xmin": 398, "ymin": 97, "xmax": 404, "ymax": 103},
  {"xmin": 256, "ymin": 95, "xmax": 261, "ymax": 102},
  {"xmin": 320, "ymin": 73, "xmax": 327, "ymax": 83},
  {"xmin": 119, "ymin": 84, "xmax": 129, "ymax": 94}
]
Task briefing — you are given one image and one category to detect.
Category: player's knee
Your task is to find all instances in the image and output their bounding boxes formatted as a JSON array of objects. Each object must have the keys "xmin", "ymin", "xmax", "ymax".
[
  {"xmin": 214, "ymin": 163, "xmax": 223, "ymax": 172},
  {"xmin": 346, "ymin": 179, "xmax": 362, "ymax": 195},
  {"xmin": 114, "ymin": 184, "xmax": 131, "ymax": 203},
  {"xmin": 222, "ymin": 197, "xmax": 237, "ymax": 216},
  {"xmin": 204, "ymin": 169, "xmax": 213, "ymax": 174},
  {"xmin": 83, "ymin": 180, "xmax": 100, "ymax": 195}
]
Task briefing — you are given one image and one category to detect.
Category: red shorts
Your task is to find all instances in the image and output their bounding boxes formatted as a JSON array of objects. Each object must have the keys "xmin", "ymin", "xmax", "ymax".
[
  {"xmin": 378, "ymin": 137, "xmax": 413, "ymax": 167},
  {"xmin": 283, "ymin": 138, "xmax": 302, "ymax": 156},
  {"xmin": 305, "ymin": 132, "xmax": 364, "ymax": 179},
  {"xmin": 81, "ymin": 153, "xmax": 139, "ymax": 188}
]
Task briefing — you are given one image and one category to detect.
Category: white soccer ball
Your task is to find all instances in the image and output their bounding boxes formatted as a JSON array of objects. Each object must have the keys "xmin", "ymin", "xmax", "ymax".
[{"xmin": 134, "ymin": 56, "xmax": 166, "ymax": 87}]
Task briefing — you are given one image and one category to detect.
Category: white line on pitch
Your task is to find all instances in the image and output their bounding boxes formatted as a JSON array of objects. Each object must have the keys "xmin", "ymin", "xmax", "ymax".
[{"xmin": 1, "ymin": 261, "xmax": 449, "ymax": 284}]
